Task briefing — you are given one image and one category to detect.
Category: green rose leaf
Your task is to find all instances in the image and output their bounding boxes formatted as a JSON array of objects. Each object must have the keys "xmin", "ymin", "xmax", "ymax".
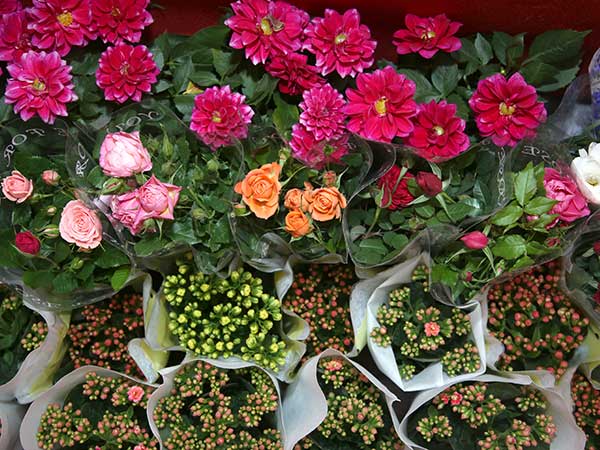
[
  {"xmin": 110, "ymin": 266, "xmax": 131, "ymax": 291},
  {"xmin": 490, "ymin": 204, "xmax": 523, "ymax": 226},
  {"xmin": 52, "ymin": 272, "xmax": 79, "ymax": 294},
  {"xmin": 431, "ymin": 265, "xmax": 459, "ymax": 286},
  {"xmin": 513, "ymin": 163, "xmax": 537, "ymax": 206},
  {"xmin": 492, "ymin": 235, "xmax": 527, "ymax": 260},
  {"xmin": 524, "ymin": 197, "xmax": 557, "ymax": 215}
]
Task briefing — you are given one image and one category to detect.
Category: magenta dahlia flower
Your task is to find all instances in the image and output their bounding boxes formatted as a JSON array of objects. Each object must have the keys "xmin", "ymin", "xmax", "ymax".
[
  {"xmin": 0, "ymin": 0, "xmax": 22, "ymax": 14},
  {"xmin": 190, "ymin": 85, "xmax": 255, "ymax": 150},
  {"xmin": 407, "ymin": 100, "xmax": 470, "ymax": 162},
  {"xmin": 265, "ymin": 53, "xmax": 324, "ymax": 96},
  {"xmin": 91, "ymin": 0, "xmax": 153, "ymax": 44},
  {"xmin": 0, "ymin": 11, "xmax": 33, "ymax": 62},
  {"xmin": 304, "ymin": 8, "xmax": 376, "ymax": 78},
  {"xmin": 469, "ymin": 72, "xmax": 547, "ymax": 147},
  {"xmin": 393, "ymin": 14, "xmax": 462, "ymax": 59},
  {"xmin": 299, "ymin": 84, "xmax": 346, "ymax": 141},
  {"xmin": 96, "ymin": 43, "xmax": 159, "ymax": 103},
  {"xmin": 344, "ymin": 66, "xmax": 417, "ymax": 142},
  {"xmin": 5, "ymin": 50, "xmax": 77, "ymax": 123},
  {"xmin": 224, "ymin": 0, "xmax": 309, "ymax": 65},
  {"xmin": 28, "ymin": 0, "xmax": 94, "ymax": 56},
  {"xmin": 290, "ymin": 123, "xmax": 348, "ymax": 169}
]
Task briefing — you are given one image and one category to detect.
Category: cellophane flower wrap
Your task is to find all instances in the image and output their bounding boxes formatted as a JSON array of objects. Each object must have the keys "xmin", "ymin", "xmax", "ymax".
[{"xmin": 0, "ymin": 400, "xmax": 26, "ymax": 450}]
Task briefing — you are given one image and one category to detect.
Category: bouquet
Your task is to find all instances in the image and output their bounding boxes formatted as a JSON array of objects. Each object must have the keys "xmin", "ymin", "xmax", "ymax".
[
  {"xmin": 151, "ymin": 359, "xmax": 283, "ymax": 449},
  {"xmin": 571, "ymin": 372, "xmax": 600, "ymax": 450}
]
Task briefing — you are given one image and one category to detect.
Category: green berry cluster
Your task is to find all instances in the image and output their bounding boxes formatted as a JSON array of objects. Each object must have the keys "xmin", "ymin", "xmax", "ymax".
[
  {"xmin": 370, "ymin": 265, "xmax": 480, "ymax": 380},
  {"xmin": 153, "ymin": 361, "xmax": 283, "ymax": 450},
  {"xmin": 163, "ymin": 258, "xmax": 288, "ymax": 370}
]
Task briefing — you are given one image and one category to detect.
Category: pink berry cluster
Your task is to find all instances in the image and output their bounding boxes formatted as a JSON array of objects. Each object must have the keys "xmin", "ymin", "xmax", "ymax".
[
  {"xmin": 36, "ymin": 371, "xmax": 157, "ymax": 450},
  {"xmin": 370, "ymin": 265, "xmax": 480, "ymax": 380},
  {"xmin": 64, "ymin": 291, "xmax": 145, "ymax": 377},
  {"xmin": 295, "ymin": 357, "xmax": 401, "ymax": 450},
  {"xmin": 487, "ymin": 260, "xmax": 589, "ymax": 379},
  {"xmin": 282, "ymin": 264, "xmax": 356, "ymax": 359},
  {"xmin": 410, "ymin": 382, "xmax": 557, "ymax": 450},
  {"xmin": 153, "ymin": 361, "xmax": 283, "ymax": 450},
  {"xmin": 572, "ymin": 372, "xmax": 600, "ymax": 450}
]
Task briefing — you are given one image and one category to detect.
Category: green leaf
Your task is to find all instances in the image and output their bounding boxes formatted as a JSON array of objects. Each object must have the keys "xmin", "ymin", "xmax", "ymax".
[
  {"xmin": 396, "ymin": 69, "xmax": 439, "ymax": 102},
  {"xmin": 211, "ymin": 49, "xmax": 239, "ymax": 78},
  {"xmin": 22, "ymin": 271, "xmax": 54, "ymax": 290},
  {"xmin": 521, "ymin": 61, "xmax": 580, "ymax": 92},
  {"xmin": 52, "ymin": 272, "xmax": 78, "ymax": 294},
  {"xmin": 95, "ymin": 246, "xmax": 130, "ymax": 269},
  {"xmin": 358, "ymin": 238, "xmax": 388, "ymax": 255},
  {"xmin": 134, "ymin": 238, "xmax": 168, "ymax": 257},
  {"xmin": 513, "ymin": 163, "xmax": 537, "ymax": 206},
  {"xmin": 524, "ymin": 197, "xmax": 557, "ymax": 215},
  {"xmin": 173, "ymin": 56, "xmax": 194, "ymax": 93},
  {"xmin": 187, "ymin": 25, "xmax": 230, "ymax": 49},
  {"xmin": 383, "ymin": 232, "xmax": 408, "ymax": 250},
  {"xmin": 447, "ymin": 93, "xmax": 470, "ymax": 120},
  {"xmin": 431, "ymin": 265, "xmax": 459, "ymax": 286},
  {"xmin": 53, "ymin": 241, "xmax": 71, "ymax": 264},
  {"xmin": 173, "ymin": 95, "xmax": 195, "ymax": 120},
  {"xmin": 272, "ymin": 93, "xmax": 299, "ymax": 137},
  {"xmin": 190, "ymin": 71, "xmax": 220, "ymax": 87},
  {"xmin": 453, "ymin": 39, "xmax": 480, "ymax": 75},
  {"xmin": 491, "ymin": 32, "xmax": 525, "ymax": 66},
  {"xmin": 513, "ymin": 255, "xmax": 534, "ymax": 270},
  {"xmin": 474, "ymin": 34, "xmax": 493, "ymax": 65},
  {"xmin": 490, "ymin": 204, "xmax": 523, "ymax": 226},
  {"xmin": 492, "ymin": 235, "xmax": 527, "ymax": 260},
  {"xmin": 525, "ymin": 30, "xmax": 590, "ymax": 67},
  {"xmin": 526, "ymin": 240, "xmax": 551, "ymax": 256},
  {"xmin": 110, "ymin": 266, "xmax": 130, "ymax": 291},
  {"xmin": 168, "ymin": 217, "xmax": 198, "ymax": 243},
  {"xmin": 431, "ymin": 65, "xmax": 460, "ymax": 97}
]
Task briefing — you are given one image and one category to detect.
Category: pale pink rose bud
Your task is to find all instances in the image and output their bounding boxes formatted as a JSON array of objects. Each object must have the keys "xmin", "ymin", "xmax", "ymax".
[
  {"xmin": 59, "ymin": 200, "xmax": 103, "ymax": 249},
  {"xmin": 41, "ymin": 169, "xmax": 60, "ymax": 186},
  {"xmin": 460, "ymin": 231, "xmax": 488, "ymax": 250},
  {"xmin": 2, "ymin": 170, "xmax": 33, "ymax": 203},
  {"xmin": 99, "ymin": 131, "xmax": 152, "ymax": 178},
  {"xmin": 138, "ymin": 175, "xmax": 181, "ymax": 220},
  {"xmin": 127, "ymin": 385, "xmax": 145, "ymax": 403}
]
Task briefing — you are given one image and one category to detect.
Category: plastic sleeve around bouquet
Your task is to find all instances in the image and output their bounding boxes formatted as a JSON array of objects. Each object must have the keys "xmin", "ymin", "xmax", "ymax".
[
  {"xmin": 0, "ymin": 401, "xmax": 26, "ymax": 450},
  {"xmin": 280, "ymin": 348, "xmax": 397, "ymax": 450},
  {"xmin": 19, "ymin": 365, "xmax": 158, "ymax": 450},
  {"xmin": 545, "ymin": 74, "xmax": 594, "ymax": 141},
  {"xmin": 147, "ymin": 356, "xmax": 286, "ymax": 449},
  {"xmin": 393, "ymin": 373, "xmax": 585, "ymax": 450},
  {"xmin": 572, "ymin": 325, "xmax": 600, "ymax": 389}
]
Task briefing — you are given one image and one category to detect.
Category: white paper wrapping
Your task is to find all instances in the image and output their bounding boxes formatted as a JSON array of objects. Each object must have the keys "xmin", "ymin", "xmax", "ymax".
[
  {"xmin": 0, "ymin": 401, "xmax": 25, "ymax": 450},
  {"xmin": 574, "ymin": 324, "xmax": 600, "ymax": 389},
  {"xmin": 147, "ymin": 356, "xmax": 286, "ymax": 450}
]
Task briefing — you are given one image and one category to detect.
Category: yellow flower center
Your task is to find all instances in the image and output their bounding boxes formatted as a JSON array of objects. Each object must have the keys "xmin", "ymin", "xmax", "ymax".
[
  {"xmin": 335, "ymin": 33, "xmax": 347, "ymax": 44},
  {"xmin": 32, "ymin": 78, "xmax": 46, "ymax": 91},
  {"xmin": 111, "ymin": 7, "xmax": 121, "ymax": 17},
  {"xmin": 499, "ymin": 102, "xmax": 516, "ymax": 116},
  {"xmin": 374, "ymin": 97, "xmax": 388, "ymax": 116},
  {"xmin": 57, "ymin": 11, "xmax": 73, "ymax": 27},
  {"xmin": 260, "ymin": 17, "xmax": 273, "ymax": 35},
  {"xmin": 586, "ymin": 175, "xmax": 599, "ymax": 186},
  {"xmin": 212, "ymin": 112, "xmax": 222, "ymax": 123},
  {"xmin": 421, "ymin": 30, "xmax": 436, "ymax": 40},
  {"xmin": 433, "ymin": 125, "xmax": 445, "ymax": 136}
]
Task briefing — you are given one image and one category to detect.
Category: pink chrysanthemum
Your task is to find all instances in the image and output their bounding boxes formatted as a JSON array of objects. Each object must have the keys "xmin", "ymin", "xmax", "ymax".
[
  {"xmin": 5, "ymin": 50, "xmax": 77, "ymax": 123},
  {"xmin": 290, "ymin": 123, "xmax": 348, "ymax": 169},
  {"xmin": 0, "ymin": 11, "xmax": 33, "ymax": 62},
  {"xmin": 265, "ymin": 53, "xmax": 324, "ymax": 96},
  {"xmin": 190, "ymin": 85, "xmax": 255, "ymax": 150},
  {"xmin": 28, "ymin": 0, "xmax": 94, "ymax": 56},
  {"xmin": 393, "ymin": 14, "xmax": 462, "ymax": 59},
  {"xmin": 91, "ymin": 0, "xmax": 153, "ymax": 44},
  {"xmin": 96, "ymin": 43, "xmax": 159, "ymax": 103},
  {"xmin": 224, "ymin": 0, "xmax": 309, "ymax": 65},
  {"xmin": 304, "ymin": 8, "xmax": 376, "ymax": 78},
  {"xmin": 0, "ymin": 0, "xmax": 22, "ymax": 14},
  {"xmin": 299, "ymin": 84, "xmax": 346, "ymax": 141},
  {"xmin": 407, "ymin": 100, "xmax": 470, "ymax": 162},
  {"xmin": 469, "ymin": 72, "xmax": 547, "ymax": 147},
  {"xmin": 344, "ymin": 66, "xmax": 417, "ymax": 142}
]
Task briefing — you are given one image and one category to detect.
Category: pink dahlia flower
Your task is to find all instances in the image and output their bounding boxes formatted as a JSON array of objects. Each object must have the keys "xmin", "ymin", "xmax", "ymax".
[
  {"xmin": 469, "ymin": 72, "xmax": 547, "ymax": 147},
  {"xmin": 393, "ymin": 14, "xmax": 462, "ymax": 59},
  {"xmin": 407, "ymin": 100, "xmax": 470, "ymax": 162},
  {"xmin": 290, "ymin": 123, "xmax": 348, "ymax": 169},
  {"xmin": 265, "ymin": 53, "xmax": 324, "ymax": 96},
  {"xmin": 225, "ymin": 0, "xmax": 309, "ymax": 65},
  {"xmin": 304, "ymin": 8, "xmax": 376, "ymax": 78},
  {"xmin": 91, "ymin": 0, "xmax": 153, "ymax": 44},
  {"xmin": 299, "ymin": 84, "xmax": 346, "ymax": 141},
  {"xmin": 190, "ymin": 85, "xmax": 255, "ymax": 150},
  {"xmin": 96, "ymin": 43, "xmax": 159, "ymax": 103},
  {"xmin": 0, "ymin": 0, "xmax": 22, "ymax": 15},
  {"xmin": 28, "ymin": 0, "xmax": 94, "ymax": 56},
  {"xmin": 5, "ymin": 50, "xmax": 77, "ymax": 123},
  {"xmin": 0, "ymin": 11, "xmax": 33, "ymax": 62},
  {"xmin": 345, "ymin": 66, "xmax": 417, "ymax": 142}
]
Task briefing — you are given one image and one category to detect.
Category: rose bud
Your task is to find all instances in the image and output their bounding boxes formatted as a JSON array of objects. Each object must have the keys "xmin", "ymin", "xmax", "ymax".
[
  {"xmin": 101, "ymin": 178, "xmax": 125, "ymax": 194},
  {"xmin": 594, "ymin": 241, "xmax": 600, "ymax": 255},
  {"xmin": 41, "ymin": 224, "xmax": 60, "ymax": 238},
  {"xmin": 46, "ymin": 205, "xmax": 58, "ymax": 216},
  {"xmin": 206, "ymin": 159, "xmax": 220, "ymax": 172},
  {"xmin": 416, "ymin": 172, "xmax": 442, "ymax": 197},
  {"xmin": 41, "ymin": 170, "xmax": 60, "ymax": 186},
  {"xmin": 15, "ymin": 231, "xmax": 40, "ymax": 255},
  {"xmin": 323, "ymin": 170, "xmax": 337, "ymax": 187},
  {"xmin": 233, "ymin": 203, "xmax": 248, "ymax": 216},
  {"xmin": 460, "ymin": 231, "xmax": 489, "ymax": 249}
]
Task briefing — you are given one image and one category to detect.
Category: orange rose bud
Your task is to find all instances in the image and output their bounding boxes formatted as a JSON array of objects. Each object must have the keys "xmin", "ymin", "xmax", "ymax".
[
  {"xmin": 285, "ymin": 209, "xmax": 312, "ymax": 238},
  {"xmin": 322, "ymin": 170, "xmax": 337, "ymax": 186},
  {"xmin": 284, "ymin": 188, "xmax": 304, "ymax": 210},
  {"xmin": 308, "ymin": 186, "xmax": 347, "ymax": 221},
  {"xmin": 234, "ymin": 162, "xmax": 282, "ymax": 219}
]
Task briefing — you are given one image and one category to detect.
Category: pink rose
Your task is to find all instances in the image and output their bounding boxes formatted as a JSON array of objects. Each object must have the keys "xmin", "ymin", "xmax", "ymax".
[
  {"xmin": 543, "ymin": 168, "xmax": 590, "ymax": 223},
  {"xmin": 59, "ymin": 200, "xmax": 103, "ymax": 249},
  {"xmin": 99, "ymin": 131, "xmax": 152, "ymax": 178},
  {"xmin": 127, "ymin": 385, "xmax": 145, "ymax": 403},
  {"xmin": 460, "ymin": 231, "xmax": 488, "ymax": 249},
  {"xmin": 111, "ymin": 190, "xmax": 150, "ymax": 235},
  {"xmin": 2, "ymin": 170, "xmax": 33, "ymax": 203},
  {"xmin": 138, "ymin": 175, "xmax": 181, "ymax": 220},
  {"xmin": 41, "ymin": 169, "xmax": 60, "ymax": 186}
]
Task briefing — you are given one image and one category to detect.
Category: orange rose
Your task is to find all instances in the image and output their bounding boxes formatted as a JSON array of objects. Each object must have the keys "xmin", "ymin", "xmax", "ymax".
[
  {"xmin": 234, "ymin": 162, "xmax": 281, "ymax": 219},
  {"xmin": 308, "ymin": 187, "xmax": 347, "ymax": 221},
  {"xmin": 284, "ymin": 188, "xmax": 303, "ymax": 210},
  {"xmin": 285, "ymin": 209, "xmax": 312, "ymax": 238},
  {"xmin": 302, "ymin": 181, "xmax": 314, "ymax": 207}
]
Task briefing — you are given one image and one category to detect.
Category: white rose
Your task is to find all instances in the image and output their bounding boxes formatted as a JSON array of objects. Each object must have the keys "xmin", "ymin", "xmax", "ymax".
[{"xmin": 571, "ymin": 148, "xmax": 600, "ymax": 205}]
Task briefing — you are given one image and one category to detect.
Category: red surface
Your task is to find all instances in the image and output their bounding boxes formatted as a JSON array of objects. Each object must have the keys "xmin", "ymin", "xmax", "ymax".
[{"xmin": 148, "ymin": 0, "xmax": 600, "ymax": 65}]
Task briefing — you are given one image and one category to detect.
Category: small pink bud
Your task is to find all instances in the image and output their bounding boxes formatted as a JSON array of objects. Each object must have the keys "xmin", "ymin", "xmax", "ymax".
[{"xmin": 42, "ymin": 169, "xmax": 60, "ymax": 186}]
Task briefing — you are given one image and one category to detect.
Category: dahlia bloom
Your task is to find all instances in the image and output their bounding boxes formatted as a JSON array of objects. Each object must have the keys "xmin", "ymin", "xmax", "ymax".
[
  {"xmin": 393, "ymin": 14, "xmax": 462, "ymax": 59},
  {"xmin": 345, "ymin": 66, "xmax": 417, "ymax": 142},
  {"xmin": 265, "ymin": 53, "xmax": 324, "ymax": 96},
  {"xmin": 91, "ymin": 0, "xmax": 153, "ymax": 44},
  {"xmin": 408, "ymin": 100, "xmax": 470, "ymax": 162},
  {"xmin": 377, "ymin": 165, "xmax": 415, "ymax": 209},
  {"xmin": 304, "ymin": 8, "xmax": 376, "ymax": 78},
  {"xmin": 224, "ymin": 0, "xmax": 309, "ymax": 65},
  {"xmin": 0, "ymin": 0, "xmax": 22, "ymax": 14},
  {"xmin": 290, "ymin": 123, "xmax": 348, "ymax": 169},
  {"xmin": 190, "ymin": 85, "xmax": 255, "ymax": 150},
  {"xmin": 28, "ymin": 0, "xmax": 95, "ymax": 56},
  {"xmin": 5, "ymin": 50, "xmax": 77, "ymax": 123},
  {"xmin": 96, "ymin": 43, "xmax": 159, "ymax": 103},
  {"xmin": 469, "ymin": 72, "xmax": 547, "ymax": 147},
  {"xmin": 0, "ymin": 11, "xmax": 33, "ymax": 62},
  {"xmin": 299, "ymin": 84, "xmax": 346, "ymax": 141}
]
